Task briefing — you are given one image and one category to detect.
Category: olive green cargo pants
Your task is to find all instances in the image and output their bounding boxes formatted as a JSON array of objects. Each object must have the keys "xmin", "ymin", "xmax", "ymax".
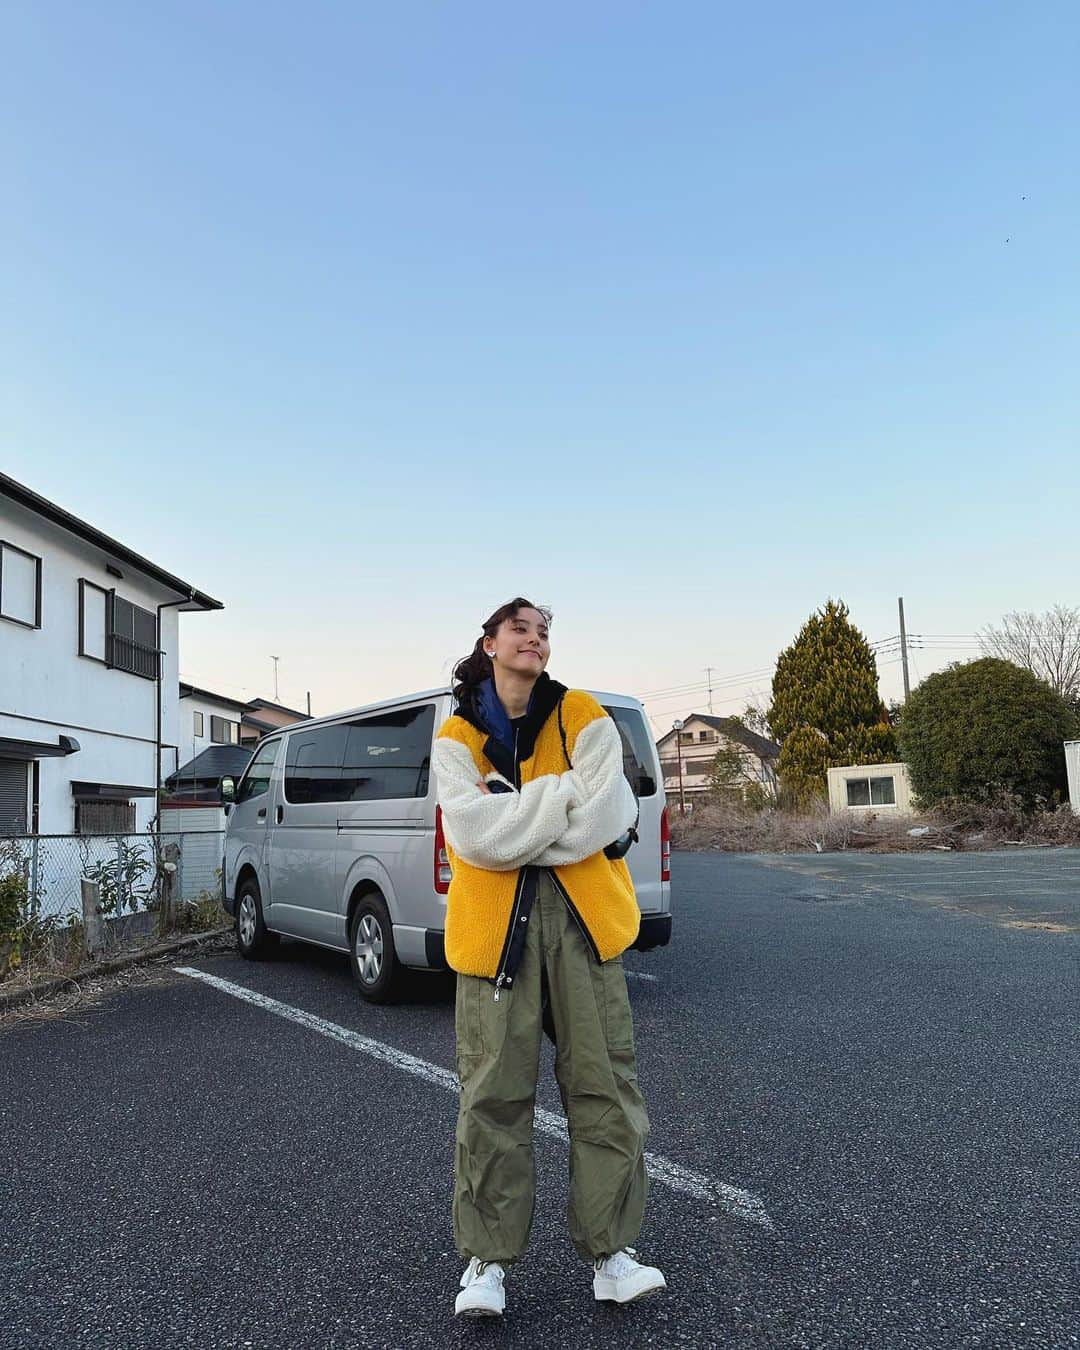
[{"xmin": 453, "ymin": 869, "xmax": 650, "ymax": 1265}]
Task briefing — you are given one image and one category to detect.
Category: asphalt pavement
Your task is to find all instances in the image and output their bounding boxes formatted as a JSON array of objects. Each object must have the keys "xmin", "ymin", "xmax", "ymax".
[{"xmin": 2, "ymin": 850, "xmax": 1078, "ymax": 1349}]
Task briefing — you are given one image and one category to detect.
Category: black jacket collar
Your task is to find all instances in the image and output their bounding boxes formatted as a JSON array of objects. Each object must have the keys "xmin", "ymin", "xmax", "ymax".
[{"xmin": 456, "ymin": 672, "xmax": 568, "ymax": 783}]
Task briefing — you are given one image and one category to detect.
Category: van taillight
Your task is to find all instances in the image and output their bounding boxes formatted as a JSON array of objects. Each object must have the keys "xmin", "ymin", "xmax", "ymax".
[
  {"xmin": 434, "ymin": 805, "xmax": 452, "ymax": 894},
  {"xmin": 660, "ymin": 807, "xmax": 671, "ymax": 883}
]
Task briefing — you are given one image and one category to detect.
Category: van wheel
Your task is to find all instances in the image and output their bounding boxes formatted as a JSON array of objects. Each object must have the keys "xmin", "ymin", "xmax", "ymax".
[
  {"xmin": 349, "ymin": 892, "xmax": 400, "ymax": 1003},
  {"xmin": 236, "ymin": 877, "xmax": 278, "ymax": 959}
]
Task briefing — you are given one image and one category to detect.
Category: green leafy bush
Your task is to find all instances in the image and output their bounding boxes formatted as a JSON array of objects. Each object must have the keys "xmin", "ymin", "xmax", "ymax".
[{"xmin": 899, "ymin": 658, "xmax": 1079, "ymax": 809}]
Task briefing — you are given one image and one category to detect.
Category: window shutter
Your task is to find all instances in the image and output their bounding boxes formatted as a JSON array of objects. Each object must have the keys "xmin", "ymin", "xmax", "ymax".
[{"xmin": 0, "ymin": 759, "xmax": 28, "ymax": 834}]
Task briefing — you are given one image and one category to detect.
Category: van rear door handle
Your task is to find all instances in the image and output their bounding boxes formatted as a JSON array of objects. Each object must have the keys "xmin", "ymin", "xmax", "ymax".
[
  {"xmin": 276, "ymin": 804, "xmax": 284, "ymax": 824},
  {"xmin": 257, "ymin": 807, "xmax": 266, "ymax": 820}
]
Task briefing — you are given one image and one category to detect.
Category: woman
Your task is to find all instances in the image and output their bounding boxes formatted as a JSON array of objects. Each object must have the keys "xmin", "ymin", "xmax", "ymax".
[{"xmin": 432, "ymin": 597, "xmax": 667, "ymax": 1318}]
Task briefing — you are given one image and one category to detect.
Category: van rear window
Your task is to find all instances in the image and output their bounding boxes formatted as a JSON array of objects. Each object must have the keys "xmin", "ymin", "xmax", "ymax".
[{"xmin": 602, "ymin": 706, "xmax": 657, "ymax": 797}]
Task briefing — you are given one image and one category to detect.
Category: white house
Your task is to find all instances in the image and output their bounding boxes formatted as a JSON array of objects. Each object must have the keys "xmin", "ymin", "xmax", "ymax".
[
  {"xmin": 655, "ymin": 713, "xmax": 780, "ymax": 804},
  {"xmin": 0, "ymin": 473, "xmax": 222, "ymax": 835},
  {"xmin": 165, "ymin": 684, "xmax": 309, "ymax": 800}
]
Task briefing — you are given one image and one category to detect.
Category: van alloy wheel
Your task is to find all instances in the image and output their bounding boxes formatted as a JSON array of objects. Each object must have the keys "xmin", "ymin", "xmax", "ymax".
[
  {"xmin": 348, "ymin": 891, "xmax": 399, "ymax": 1003},
  {"xmin": 238, "ymin": 894, "xmax": 257, "ymax": 949},
  {"xmin": 353, "ymin": 913, "xmax": 383, "ymax": 984},
  {"xmin": 235, "ymin": 877, "xmax": 277, "ymax": 959}
]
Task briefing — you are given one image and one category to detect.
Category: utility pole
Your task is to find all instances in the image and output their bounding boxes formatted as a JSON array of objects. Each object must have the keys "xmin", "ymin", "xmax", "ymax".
[
  {"xmin": 672, "ymin": 719, "xmax": 686, "ymax": 815},
  {"xmin": 306, "ymin": 690, "xmax": 312, "ymax": 717},
  {"xmin": 704, "ymin": 667, "xmax": 716, "ymax": 715},
  {"xmin": 270, "ymin": 655, "xmax": 280, "ymax": 702},
  {"xmin": 898, "ymin": 598, "xmax": 911, "ymax": 701}
]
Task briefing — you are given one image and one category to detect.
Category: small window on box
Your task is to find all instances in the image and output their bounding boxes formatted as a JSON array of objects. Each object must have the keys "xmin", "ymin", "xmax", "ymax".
[
  {"xmin": 846, "ymin": 778, "xmax": 872, "ymax": 807},
  {"xmin": 870, "ymin": 776, "xmax": 896, "ymax": 806}
]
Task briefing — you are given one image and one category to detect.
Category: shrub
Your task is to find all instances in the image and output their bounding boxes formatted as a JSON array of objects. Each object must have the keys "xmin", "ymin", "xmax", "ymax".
[{"xmin": 900, "ymin": 658, "xmax": 1078, "ymax": 809}]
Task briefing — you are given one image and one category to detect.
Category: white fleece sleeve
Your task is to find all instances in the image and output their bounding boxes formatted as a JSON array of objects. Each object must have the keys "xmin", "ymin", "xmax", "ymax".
[
  {"xmin": 530, "ymin": 715, "xmax": 638, "ymax": 867},
  {"xmin": 432, "ymin": 738, "xmax": 584, "ymax": 872}
]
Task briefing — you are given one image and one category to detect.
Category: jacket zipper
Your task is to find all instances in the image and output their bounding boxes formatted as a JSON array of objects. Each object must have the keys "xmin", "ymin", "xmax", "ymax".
[
  {"xmin": 550, "ymin": 870, "xmax": 602, "ymax": 964},
  {"xmin": 494, "ymin": 725, "xmax": 527, "ymax": 1001},
  {"xmin": 493, "ymin": 858, "xmax": 528, "ymax": 1002}
]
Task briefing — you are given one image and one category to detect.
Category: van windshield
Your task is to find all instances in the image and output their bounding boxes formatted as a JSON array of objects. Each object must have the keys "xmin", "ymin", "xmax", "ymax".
[{"xmin": 602, "ymin": 706, "xmax": 657, "ymax": 797}]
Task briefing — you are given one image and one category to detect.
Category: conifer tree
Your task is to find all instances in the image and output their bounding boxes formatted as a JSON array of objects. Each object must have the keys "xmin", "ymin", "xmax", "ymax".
[{"xmin": 768, "ymin": 599, "xmax": 896, "ymax": 806}]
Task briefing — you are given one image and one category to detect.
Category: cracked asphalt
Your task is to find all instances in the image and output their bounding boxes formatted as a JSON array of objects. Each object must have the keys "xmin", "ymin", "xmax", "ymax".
[{"xmin": 2, "ymin": 849, "xmax": 1078, "ymax": 1348}]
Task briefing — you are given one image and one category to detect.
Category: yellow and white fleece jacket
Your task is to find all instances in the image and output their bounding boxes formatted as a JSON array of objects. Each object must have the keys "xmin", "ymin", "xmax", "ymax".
[{"xmin": 432, "ymin": 683, "xmax": 640, "ymax": 978}]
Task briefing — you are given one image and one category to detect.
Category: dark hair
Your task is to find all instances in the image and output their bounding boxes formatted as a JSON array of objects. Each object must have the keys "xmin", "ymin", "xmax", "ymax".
[{"xmin": 452, "ymin": 597, "xmax": 553, "ymax": 709}]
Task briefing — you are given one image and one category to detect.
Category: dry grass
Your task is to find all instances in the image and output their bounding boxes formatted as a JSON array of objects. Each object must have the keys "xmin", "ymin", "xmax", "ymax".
[{"xmin": 670, "ymin": 796, "xmax": 1080, "ymax": 854}]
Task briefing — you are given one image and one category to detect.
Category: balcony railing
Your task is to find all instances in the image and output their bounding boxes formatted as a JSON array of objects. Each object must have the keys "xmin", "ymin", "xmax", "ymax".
[{"xmin": 106, "ymin": 632, "xmax": 161, "ymax": 680}]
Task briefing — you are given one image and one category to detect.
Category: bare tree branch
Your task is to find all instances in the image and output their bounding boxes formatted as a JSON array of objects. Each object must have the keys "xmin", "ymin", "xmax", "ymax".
[{"xmin": 978, "ymin": 605, "xmax": 1080, "ymax": 702}]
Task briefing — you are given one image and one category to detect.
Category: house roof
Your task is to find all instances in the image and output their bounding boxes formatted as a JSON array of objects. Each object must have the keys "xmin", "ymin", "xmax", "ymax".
[
  {"xmin": 657, "ymin": 714, "xmax": 780, "ymax": 761},
  {"xmin": 166, "ymin": 744, "xmax": 253, "ymax": 786},
  {"xmin": 243, "ymin": 714, "xmax": 277, "ymax": 733},
  {"xmin": 179, "ymin": 682, "xmax": 250, "ymax": 712},
  {"xmin": 246, "ymin": 696, "xmax": 310, "ymax": 718},
  {"xmin": 1, "ymin": 472, "xmax": 223, "ymax": 611},
  {"xmin": 178, "ymin": 683, "xmax": 308, "ymax": 720}
]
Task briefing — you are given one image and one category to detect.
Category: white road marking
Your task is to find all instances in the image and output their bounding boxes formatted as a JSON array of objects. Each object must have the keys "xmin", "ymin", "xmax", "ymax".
[
  {"xmin": 624, "ymin": 970, "xmax": 659, "ymax": 983},
  {"xmin": 174, "ymin": 965, "xmax": 772, "ymax": 1230}
]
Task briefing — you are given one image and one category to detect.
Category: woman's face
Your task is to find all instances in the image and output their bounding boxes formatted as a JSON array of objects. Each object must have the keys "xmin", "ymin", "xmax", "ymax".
[{"xmin": 486, "ymin": 608, "xmax": 551, "ymax": 678}]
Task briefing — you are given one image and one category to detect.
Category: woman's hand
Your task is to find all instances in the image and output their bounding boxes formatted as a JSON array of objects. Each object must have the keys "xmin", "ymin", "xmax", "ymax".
[{"xmin": 476, "ymin": 780, "xmax": 493, "ymax": 795}]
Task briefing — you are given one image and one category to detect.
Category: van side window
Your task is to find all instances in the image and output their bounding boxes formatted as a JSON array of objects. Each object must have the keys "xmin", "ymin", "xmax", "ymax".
[
  {"xmin": 342, "ymin": 704, "xmax": 436, "ymax": 801},
  {"xmin": 602, "ymin": 707, "xmax": 657, "ymax": 797},
  {"xmin": 236, "ymin": 738, "xmax": 281, "ymax": 804},
  {"xmin": 284, "ymin": 724, "xmax": 349, "ymax": 804}
]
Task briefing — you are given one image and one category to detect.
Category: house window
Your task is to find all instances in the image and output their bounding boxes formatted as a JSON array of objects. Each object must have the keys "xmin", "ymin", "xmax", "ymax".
[
  {"xmin": 0, "ymin": 541, "xmax": 42, "ymax": 628},
  {"xmin": 74, "ymin": 798, "xmax": 136, "ymax": 834},
  {"xmin": 846, "ymin": 776, "xmax": 897, "ymax": 808},
  {"xmin": 79, "ymin": 580, "xmax": 108, "ymax": 660},
  {"xmin": 0, "ymin": 759, "xmax": 29, "ymax": 833},
  {"xmin": 685, "ymin": 759, "xmax": 714, "ymax": 778},
  {"xmin": 108, "ymin": 595, "xmax": 159, "ymax": 679},
  {"xmin": 697, "ymin": 730, "xmax": 715, "ymax": 743},
  {"xmin": 193, "ymin": 711, "xmax": 204, "ymax": 737},
  {"xmin": 679, "ymin": 732, "xmax": 695, "ymax": 745},
  {"xmin": 79, "ymin": 581, "xmax": 159, "ymax": 678},
  {"xmin": 210, "ymin": 715, "xmax": 240, "ymax": 745}
]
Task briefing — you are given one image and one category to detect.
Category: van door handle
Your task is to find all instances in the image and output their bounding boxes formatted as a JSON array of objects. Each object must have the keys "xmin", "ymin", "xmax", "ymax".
[
  {"xmin": 257, "ymin": 807, "xmax": 266, "ymax": 820},
  {"xmin": 276, "ymin": 804, "xmax": 284, "ymax": 824}
]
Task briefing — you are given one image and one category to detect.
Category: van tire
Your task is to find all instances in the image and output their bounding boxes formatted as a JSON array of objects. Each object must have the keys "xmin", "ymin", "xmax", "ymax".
[
  {"xmin": 236, "ymin": 877, "xmax": 278, "ymax": 959},
  {"xmin": 349, "ymin": 891, "xmax": 400, "ymax": 1004}
]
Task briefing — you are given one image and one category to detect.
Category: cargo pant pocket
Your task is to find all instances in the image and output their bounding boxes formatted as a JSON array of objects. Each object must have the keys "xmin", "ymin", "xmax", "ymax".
[
  {"xmin": 455, "ymin": 973, "xmax": 487, "ymax": 1075},
  {"xmin": 597, "ymin": 955, "xmax": 635, "ymax": 1052}
]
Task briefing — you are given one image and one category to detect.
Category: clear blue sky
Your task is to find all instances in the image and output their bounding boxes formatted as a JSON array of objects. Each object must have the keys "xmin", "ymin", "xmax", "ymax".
[{"xmin": 4, "ymin": 2, "xmax": 1077, "ymax": 733}]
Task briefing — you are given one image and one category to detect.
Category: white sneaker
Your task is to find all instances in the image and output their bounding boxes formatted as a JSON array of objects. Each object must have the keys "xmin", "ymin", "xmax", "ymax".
[
  {"xmin": 455, "ymin": 1258, "xmax": 506, "ymax": 1318},
  {"xmin": 593, "ymin": 1247, "xmax": 667, "ymax": 1304}
]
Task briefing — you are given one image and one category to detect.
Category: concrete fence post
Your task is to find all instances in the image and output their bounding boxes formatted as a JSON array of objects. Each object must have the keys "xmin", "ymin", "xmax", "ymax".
[
  {"xmin": 158, "ymin": 842, "xmax": 180, "ymax": 935},
  {"xmin": 81, "ymin": 878, "xmax": 104, "ymax": 961}
]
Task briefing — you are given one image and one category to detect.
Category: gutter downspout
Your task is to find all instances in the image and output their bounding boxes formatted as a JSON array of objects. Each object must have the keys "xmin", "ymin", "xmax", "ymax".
[{"xmin": 155, "ymin": 593, "xmax": 196, "ymax": 829}]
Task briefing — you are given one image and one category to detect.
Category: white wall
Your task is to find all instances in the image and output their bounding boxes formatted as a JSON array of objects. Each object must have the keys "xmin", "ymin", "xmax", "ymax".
[
  {"xmin": 0, "ymin": 496, "xmax": 213, "ymax": 833},
  {"xmin": 1065, "ymin": 741, "xmax": 1080, "ymax": 813},
  {"xmin": 176, "ymin": 692, "xmax": 245, "ymax": 771}
]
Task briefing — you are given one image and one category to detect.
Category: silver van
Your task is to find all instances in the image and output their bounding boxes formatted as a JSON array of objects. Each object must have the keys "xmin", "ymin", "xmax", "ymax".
[{"xmin": 221, "ymin": 687, "xmax": 671, "ymax": 1002}]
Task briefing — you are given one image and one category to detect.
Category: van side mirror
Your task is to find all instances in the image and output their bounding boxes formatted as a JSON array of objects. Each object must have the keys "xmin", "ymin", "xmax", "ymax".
[{"xmin": 220, "ymin": 776, "xmax": 236, "ymax": 804}]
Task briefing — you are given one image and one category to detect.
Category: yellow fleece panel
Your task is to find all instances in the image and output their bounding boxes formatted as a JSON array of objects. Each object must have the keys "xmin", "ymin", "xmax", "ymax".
[{"xmin": 439, "ymin": 690, "xmax": 641, "ymax": 977}]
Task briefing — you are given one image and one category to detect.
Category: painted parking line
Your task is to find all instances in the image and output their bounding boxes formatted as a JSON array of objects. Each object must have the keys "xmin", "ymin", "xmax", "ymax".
[{"xmin": 174, "ymin": 965, "xmax": 772, "ymax": 1230}]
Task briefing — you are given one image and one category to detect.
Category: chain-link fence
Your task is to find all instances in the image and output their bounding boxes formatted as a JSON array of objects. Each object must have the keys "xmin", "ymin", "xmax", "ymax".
[{"xmin": 0, "ymin": 829, "xmax": 225, "ymax": 924}]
